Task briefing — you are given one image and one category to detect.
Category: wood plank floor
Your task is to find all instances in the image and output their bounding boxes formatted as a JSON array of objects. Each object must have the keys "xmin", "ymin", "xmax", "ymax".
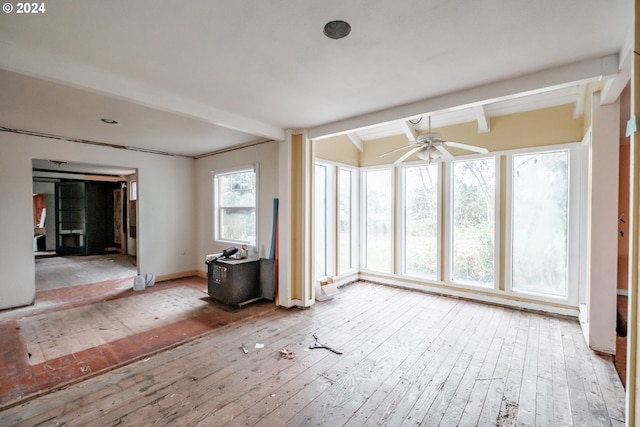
[
  {"xmin": 0, "ymin": 282, "xmax": 625, "ymax": 426},
  {"xmin": 0, "ymin": 277, "xmax": 276, "ymax": 409}
]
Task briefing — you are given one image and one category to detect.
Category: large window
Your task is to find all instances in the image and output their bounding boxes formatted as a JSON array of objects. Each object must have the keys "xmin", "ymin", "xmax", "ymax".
[
  {"xmin": 450, "ymin": 158, "xmax": 496, "ymax": 287},
  {"xmin": 364, "ymin": 168, "xmax": 394, "ymax": 272},
  {"xmin": 214, "ymin": 167, "xmax": 256, "ymax": 245},
  {"xmin": 314, "ymin": 161, "xmax": 358, "ymax": 280},
  {"xmin": 403, "ymin": 164, "xmax": 439, "ymax": 278},
  {"xmin": 510, "ymin": 150, "xmax": 569, "ymax": 297}
]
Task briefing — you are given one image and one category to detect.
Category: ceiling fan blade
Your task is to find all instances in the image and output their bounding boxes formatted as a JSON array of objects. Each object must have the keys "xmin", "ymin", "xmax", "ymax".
[
  {"xmin": 395, "ymin": 146, "xmax": 422, "ymax": 164},
  {"xmin": 379, "ymin": 144, "xmax": 416, "ymax": 158},
  {"xmin": 434, "ymin": 145, "xmax": 455, "ymax": 161},
  {"xmin": 444, "ymin": 141, "xmax": 489, "ymax": 153}
]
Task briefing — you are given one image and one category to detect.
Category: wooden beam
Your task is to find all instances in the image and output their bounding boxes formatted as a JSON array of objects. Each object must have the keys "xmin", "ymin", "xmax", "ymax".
[
  {"xmin": 601, "ymin": 48, "xmax": 632, "ymax": 105},
  {"xmin": 475, "ymin": 105, "xmax": 490, "ymax": 133},
  {"xmin": 573, "ymin": 84, "xmax": 587, "ymax": 118},
  {"xmin": 309, "ymin": 55, "xmax": 619, "ymax": 139},
  {"xmin": 0, "ymin": 40, "xmax": 286, "ymax": 142},
  {"xmin": 346, "ymin": 132, "xmax": 364, "ymax": 152},
  {"xmin": 399, "ymin": 120, "xmax": 417, "ymax": 141}
]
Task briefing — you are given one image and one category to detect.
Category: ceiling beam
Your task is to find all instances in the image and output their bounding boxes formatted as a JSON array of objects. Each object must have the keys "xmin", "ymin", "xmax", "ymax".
[
  {"xmin": 0, "ymin": 40, "xmax": 286, "ymax": 142},
  {"xmin": 601, "ymin": 23, "xmax": 634, "ymax": 105},
  {"xmin": 309, "ymin": 54, "xmax": 618, "ymax": 139},
  {"xmin": 601, "ymin": 42, "xmax": 632, "ymax": 105},
  {"xmin": 399, "ymin": 120, "xmax": 417, "ymax": 141},
  {"xmin": 346, "ymin": 133, "xmax": 364, "ymax": 152},
  {"xmin": 475, "ymin": 106, "xmax": 490, "ymax": 133},
  {"xmin": 573, "ymin": 83, "xmax": 587, "ymax": 118}
]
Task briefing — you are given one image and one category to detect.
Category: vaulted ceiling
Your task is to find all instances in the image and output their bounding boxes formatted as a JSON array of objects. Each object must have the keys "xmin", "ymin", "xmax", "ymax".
[{"xmin": 0, "ymin": 0, "xmax": 633, "ymax": 158}]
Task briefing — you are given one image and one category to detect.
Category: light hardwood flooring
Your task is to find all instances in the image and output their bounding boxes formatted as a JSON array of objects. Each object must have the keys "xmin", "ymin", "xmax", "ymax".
[{"xmin": 1, "ymin": 282, "xmax": 625, "ymax": 426}]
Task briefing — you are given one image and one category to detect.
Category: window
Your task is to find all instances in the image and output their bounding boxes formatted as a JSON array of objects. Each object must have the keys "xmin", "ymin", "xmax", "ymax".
[
  {"xmin": 214, "ymin": 167, "xmax": 257, "ymax": 245},
  {"xmin": 314, "ymin": 162, "xmax": 358, "ymax": 280},
  {"xmin": 337, "ymin": 169, "xmax": 353, "ymax": 273},
  {"xmin": 364, "ymin": 168, "xmax": 394, "ymax": 272},
  {"xmin": 450, "ymin": 158, "xmax": 496, "ymax": 287},
  {"xmin": 402, "ymin": 164, "xmax": 439, "ymax": 278},
  {"xmin": 510, "ymin": 150, "xmax": 569, "ymax": 297}
]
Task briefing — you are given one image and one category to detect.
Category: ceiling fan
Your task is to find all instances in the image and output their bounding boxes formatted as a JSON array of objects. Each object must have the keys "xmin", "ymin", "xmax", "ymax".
[{"xmin": 380, "ymin": 117, "xmax": 488, "ymax": 164}]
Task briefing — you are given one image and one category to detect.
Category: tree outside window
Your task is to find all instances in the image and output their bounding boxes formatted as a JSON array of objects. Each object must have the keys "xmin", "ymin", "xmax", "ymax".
[
  {"xmin": 403, "ymin": 164, "xmax": 438, "ymax": 278},
  {"xmin": 451, "ymin": 158, "xmax": 496, "ymax": 286},
  {"xmin": 364, "ymin": 169, "xmax": 393, "ymax": 272},
  {"xmin": 511, "ymin": 151, "xmax": 569, "ymax": 297},
  {"xmin": 215, "ymin": 168, "xmax": 256, "ymax": 245}
]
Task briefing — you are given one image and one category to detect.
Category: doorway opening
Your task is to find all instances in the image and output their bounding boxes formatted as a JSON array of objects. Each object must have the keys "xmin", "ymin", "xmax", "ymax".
[{"xmin": 32, "ymin": 159, "xmax": 138, "ymax": 292}]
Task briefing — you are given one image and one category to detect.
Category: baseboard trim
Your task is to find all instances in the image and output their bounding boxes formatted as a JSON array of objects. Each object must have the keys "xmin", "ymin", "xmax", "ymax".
[{"xmin": 155, "ymin": 270, "xmax": 198, "ymax": 282}]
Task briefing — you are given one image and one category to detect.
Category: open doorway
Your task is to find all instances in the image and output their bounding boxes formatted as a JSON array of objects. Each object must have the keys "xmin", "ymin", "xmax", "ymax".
[{"xmin": 32, "ymin": 159, "xmax": 138, "ymax": 292}]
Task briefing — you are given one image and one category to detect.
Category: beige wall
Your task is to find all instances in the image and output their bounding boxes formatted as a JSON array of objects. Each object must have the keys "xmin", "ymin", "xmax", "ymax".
[
  {"xmin": 316, "ymin": 105, "xmax": 584, "ymax": 170},
  {"xmin": 360, "ymin": 104, "xmax": 584, "ymax": 167},
  {"xmin": 314, "ymin": 134, "xmax": 360, "ymax": 166}
]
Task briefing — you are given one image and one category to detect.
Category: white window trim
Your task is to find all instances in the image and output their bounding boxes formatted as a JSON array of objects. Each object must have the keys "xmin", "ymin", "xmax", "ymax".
[
  {"xmin": 212, "ymin": 163, "xmax": 259, "ymax": 248},
  {"xmin": 398, "ymin": 161, "xmax": 442, "ymax": 282},
  {"xmin": 316, "ymin": 162, "xmax": 336, "ymax": 278},
  {"xmin": 337, "ymin": 165, "xmax": 360, "ymax": 276},
  {"xmin": 503, "ymin": 143, "xmax": 581, "ymax": 305},
  {"xmin": 313, "ymin": 160, "xmax": 360, "ymax": 280},
  {"xmin": 445, "ymin": 154, "xmax": 500, "ymax": 290}
]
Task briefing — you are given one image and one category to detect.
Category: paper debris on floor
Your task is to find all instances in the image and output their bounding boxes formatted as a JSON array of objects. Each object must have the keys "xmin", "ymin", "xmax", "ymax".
[{"xmin": 280, "ymin": 348, "xmax": 294, "ymax": 359}]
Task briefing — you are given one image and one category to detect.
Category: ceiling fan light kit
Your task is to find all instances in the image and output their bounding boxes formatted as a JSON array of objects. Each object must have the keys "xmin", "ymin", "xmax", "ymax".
[{"xmin": 379, "ymin": 116, "xmax": 488, "ymax": 164}]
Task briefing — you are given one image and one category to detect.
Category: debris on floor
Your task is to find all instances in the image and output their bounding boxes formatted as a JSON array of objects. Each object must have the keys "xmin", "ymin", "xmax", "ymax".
[
  {"xmin": 308, "ymin": 333, "xmax": 342, "ymax": 354},
  {"xmin": 280, "ymin": 348, "xmax": 294, "ymax": 359},
  {"xmin": 496, "ymin": 398, "xmax": 518, "ymax": 426},
  {"xmin": 241, "ymin": 344, "xmax": 248, "ymax": 354}
]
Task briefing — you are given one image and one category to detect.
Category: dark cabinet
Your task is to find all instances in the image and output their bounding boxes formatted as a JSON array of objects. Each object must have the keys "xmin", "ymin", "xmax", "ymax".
[
  {"xmin": 56, "ymin": 182, "xmax": 86, "ymax": 255},
  {"xmin": 55, "ymin": 181, "xmax": 120, "ymax": 255},
  {"xmin": 207, "ymin": 257, "xmax": 260, "ymax": 305}
]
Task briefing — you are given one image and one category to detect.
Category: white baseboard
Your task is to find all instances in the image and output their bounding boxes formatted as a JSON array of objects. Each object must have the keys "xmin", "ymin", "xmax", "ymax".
[{"xmin": 617, "ymin": 289, "xmax": 629, "ymax": 296}]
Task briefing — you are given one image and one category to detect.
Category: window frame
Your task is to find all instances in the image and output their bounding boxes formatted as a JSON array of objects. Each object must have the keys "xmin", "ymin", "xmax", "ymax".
[
  {"xmin": 445, "ymin": 154, "xmax": 501, "ymax": 290},
  {"xmin": 361, "ymin": 166, "xmax": 395, "ymax": 274},
  {"xmin": 398, "ymin": 161, "xmax": 442, "ymax": 281},
  {"xmin": 504, "ymin": 143, "xmax": 581, "ymax": 305},
  {"xmin": 313, "ymin": 160, "xmax": 359, "ymax": 280},
  {"xmin": 337, "ymin": 166, "xmax": 359, "ymax": 275},
  {"xmin": 212, "ymin": 164, "xmax": 259, "ymax": 248}
]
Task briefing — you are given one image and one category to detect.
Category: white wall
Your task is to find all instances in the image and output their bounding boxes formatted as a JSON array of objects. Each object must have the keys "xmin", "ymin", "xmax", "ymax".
[
  {"xmin": 583, "ymin": 93, "xmax": 620, "ymax": 354},
  {"xmin": 195, "ymin": 141, "xmax": 280, "ymax": 273},
  {"xmin": 0, "ymin": 131, "xmax": 197, "ymax": 310}
]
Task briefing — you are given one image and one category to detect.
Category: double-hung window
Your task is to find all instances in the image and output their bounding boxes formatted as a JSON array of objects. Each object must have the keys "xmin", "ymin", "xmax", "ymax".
[{"xmin": 214, "ymin": 166, "xmax": 257, "ymax": 245}]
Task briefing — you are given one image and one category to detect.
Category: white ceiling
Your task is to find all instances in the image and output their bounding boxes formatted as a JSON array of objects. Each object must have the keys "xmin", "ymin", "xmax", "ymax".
[{"xmin": 0, "ymin": 0, "xmax": 633, "ymax": 159}]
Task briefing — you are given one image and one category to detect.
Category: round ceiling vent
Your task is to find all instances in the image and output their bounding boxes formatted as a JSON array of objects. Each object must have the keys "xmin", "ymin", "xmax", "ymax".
[{"xmin": 323, "ymin": 20, "xmax": 351, "ymax": 40}]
